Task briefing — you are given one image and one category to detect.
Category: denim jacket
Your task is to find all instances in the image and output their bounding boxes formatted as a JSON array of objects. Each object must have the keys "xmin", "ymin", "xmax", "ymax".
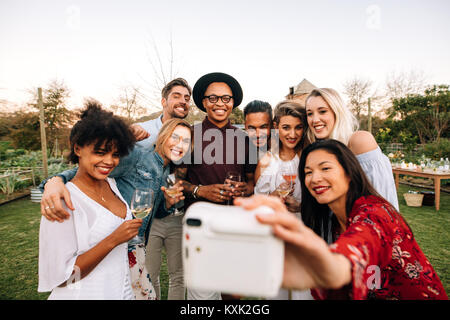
[{"xmin": 39, "ymin": 145, "xmax": 173, "ymax": 245}]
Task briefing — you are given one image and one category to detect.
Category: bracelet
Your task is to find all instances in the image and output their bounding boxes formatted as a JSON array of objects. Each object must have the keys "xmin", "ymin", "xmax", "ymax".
[{"xmin": 193, "ymin": 185, "xmax": 201, "ymax": 199}]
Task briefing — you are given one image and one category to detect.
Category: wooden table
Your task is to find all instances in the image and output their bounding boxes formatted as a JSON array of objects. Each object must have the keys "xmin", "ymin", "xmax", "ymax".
[{"xmin": 392, "ymin": 168, "xmax": 450, "ymax": 211}]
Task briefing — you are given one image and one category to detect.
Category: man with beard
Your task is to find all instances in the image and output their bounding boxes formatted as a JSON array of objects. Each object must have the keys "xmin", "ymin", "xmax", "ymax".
[
  {"xmin": 131, "ymin": 78, "xmax": 192, "ymax": 300},
  {"xmin": 131, "ymin": 78, "xmax": 191, "ymax": 149}
]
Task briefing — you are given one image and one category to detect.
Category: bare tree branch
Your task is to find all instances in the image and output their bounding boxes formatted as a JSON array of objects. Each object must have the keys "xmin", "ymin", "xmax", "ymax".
[{"xmin": 343, "ymin": 76, "xmax": 374, "ymax": 119}]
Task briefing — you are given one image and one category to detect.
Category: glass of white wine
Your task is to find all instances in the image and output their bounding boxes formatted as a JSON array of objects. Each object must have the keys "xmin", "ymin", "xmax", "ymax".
[
  {"xmin": 165, "ymin": 174, "xmax": 184, "ymax": 217},
  {"xmin": 129, "ymin": 188, "xmax": 154, "ymax": 245}
]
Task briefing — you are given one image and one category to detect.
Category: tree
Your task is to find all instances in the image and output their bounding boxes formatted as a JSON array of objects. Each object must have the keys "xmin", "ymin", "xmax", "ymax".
[
  {"xmin": 8, "ymin": 111, "xmax": 41, "ymax": 150},
  {"xmin": 229, "ymin": 107, "xmax": 244, "ymax": 124},
  {"xmin": 385, "ymin": 70, "xmax": 426, "ymax": 101},
  {"xmin": 390, "ymin": 84, "xmax": 449, "ymax": 144},
  {"xmin": 28, "ymin": 79, "xmax": 76, "ymax": 155},
  {"xmin": 343, "ymin": 76, "xmax": 374, "ymax": 120},
  {"xmin": 0, "ymin": 112, "xmax": 10, "ymax": 137},
  {"xmin": 110, "ymin": 85, "xmax": 148, "ymax": 122},
  {"xmin": 138, "ymin": 32, "xmax": 184, "ymax": 112}
]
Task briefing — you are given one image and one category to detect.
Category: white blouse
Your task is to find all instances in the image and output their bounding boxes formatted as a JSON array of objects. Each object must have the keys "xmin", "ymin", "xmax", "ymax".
[
  {"xmin": 255, "ymin": 152, "xmax": 312, "ymax": 300},
  {"xmin": 38, "ymin": 178, "xmax": 134, "ymax": 300},
  {"xmin": 254, "ymin": 152, "xmax": 302, "ymax": 203},
  {"xmin": 356, "ymin": 147, "xmax": 399, "ymax": 211}
]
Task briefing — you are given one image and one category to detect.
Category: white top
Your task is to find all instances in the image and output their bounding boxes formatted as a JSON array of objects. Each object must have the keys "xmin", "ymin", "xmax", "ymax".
[
  {"xmin": 254, "ymin": 152, "xmax": 302, "ymax": 203},
  {"xmin": 38, "ymin": 178, "xmax": 134, "ymax": 300},
  {"xmin": 254, "ymin": 152, "xmax": 312, "ymax": 300},
  {"xmin": 135, "ymin": 116, "xmax": 163, "ymax": 149},
  {"xmin": 356, "ymin": 147, "xmax": 400, "ymax": 211}
]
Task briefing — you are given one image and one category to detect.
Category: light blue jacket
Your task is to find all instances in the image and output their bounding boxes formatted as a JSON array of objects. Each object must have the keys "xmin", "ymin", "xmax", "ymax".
[{"xmin": 39, "ymin": 145, "xmax": 173, "ymax": 244}]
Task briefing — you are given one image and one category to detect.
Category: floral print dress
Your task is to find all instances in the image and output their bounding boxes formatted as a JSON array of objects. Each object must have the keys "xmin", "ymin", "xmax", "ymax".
[{"xmin": 312, "ymin": 195, "xmax": 447, "ymax": 300}]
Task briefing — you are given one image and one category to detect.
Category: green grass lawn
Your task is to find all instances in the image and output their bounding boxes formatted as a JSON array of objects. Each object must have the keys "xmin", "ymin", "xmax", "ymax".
[{"xmin": 0, "ymin": 184, "xmax": 448, "ymax": 299}]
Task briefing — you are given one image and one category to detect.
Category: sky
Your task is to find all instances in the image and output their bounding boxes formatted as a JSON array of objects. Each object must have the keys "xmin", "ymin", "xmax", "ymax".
[{"xmin": 0, "ymin": 0, "xmax": 449, "ymax": 113}]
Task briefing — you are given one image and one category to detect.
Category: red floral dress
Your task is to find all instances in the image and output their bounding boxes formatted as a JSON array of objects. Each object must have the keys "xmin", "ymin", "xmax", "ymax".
[{"xmin": 312, "ymin": 195, "xmax": 447, "ymax": 300}]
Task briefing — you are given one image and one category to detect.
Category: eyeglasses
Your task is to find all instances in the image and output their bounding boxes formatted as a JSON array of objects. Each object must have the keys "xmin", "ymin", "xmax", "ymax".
[
  {"xmin": 169, "ymin": 133, "xmax": 191, "ymax": 146},
  {"xmin": 203, "ymin": 95, "xmax": 233, "ymax": 104}
]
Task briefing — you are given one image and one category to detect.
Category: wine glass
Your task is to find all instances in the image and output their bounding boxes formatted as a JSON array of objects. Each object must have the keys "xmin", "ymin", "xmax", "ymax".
[
  {"xmin": 275, "ymin": 170, "xmax": 293, "ymax": 199},
  {"xmin": 224, "ymin": 171, "xmax": 242, "ymax": 205},
  {"xmin": 282, "ymin": 168, "xmax": 297, "ymax": 186},
  {"xmin": 280, "ymin": 162, "xmax": 297, "ymax": 192},
  {"xmin": 166, "ymin": 174, "xmax": 184, "ymax": 216},
  {"xmin": 129, "ymin": 188, "xmax": 154, "ymax": 245}
]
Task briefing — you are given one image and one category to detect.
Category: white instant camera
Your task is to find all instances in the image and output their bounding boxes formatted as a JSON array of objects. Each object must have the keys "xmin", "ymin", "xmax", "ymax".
[{"xmin": 182, "ymin": 201, "xmax": 284, "ymax": 298}]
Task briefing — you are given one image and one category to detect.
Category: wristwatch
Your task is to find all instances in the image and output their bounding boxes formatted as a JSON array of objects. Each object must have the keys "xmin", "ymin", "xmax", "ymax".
[{"xmin": 193, "ymin": 185, "xmax": 201, "ymax": 199}]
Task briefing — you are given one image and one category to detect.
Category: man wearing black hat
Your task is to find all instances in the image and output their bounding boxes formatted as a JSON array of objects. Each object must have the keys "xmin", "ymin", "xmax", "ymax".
[{"xmin": 175, "ymin": 72, "xmax": 257, "ymax": 300}]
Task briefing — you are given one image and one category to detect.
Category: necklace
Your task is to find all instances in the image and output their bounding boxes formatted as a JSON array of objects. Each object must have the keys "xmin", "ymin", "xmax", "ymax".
[{"xmin": 74, "ymin": 179, "xmax": 107, "ymax": 203}]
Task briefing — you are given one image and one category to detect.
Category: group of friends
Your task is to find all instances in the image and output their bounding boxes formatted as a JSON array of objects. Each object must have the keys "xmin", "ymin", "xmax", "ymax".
[{"xmin": 37, "ymin": 72, "xmax": 447, "ymax": 300}]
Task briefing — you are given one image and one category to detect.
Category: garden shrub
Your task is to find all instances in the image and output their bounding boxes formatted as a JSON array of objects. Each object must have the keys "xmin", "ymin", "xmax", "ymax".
[{"xmin": 423, "ymin": 138, "xmax": 450, "ymax": 160}]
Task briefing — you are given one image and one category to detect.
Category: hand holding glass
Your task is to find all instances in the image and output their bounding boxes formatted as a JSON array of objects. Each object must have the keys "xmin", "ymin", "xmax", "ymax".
[
  {"xmin": 224, "ymin": 171, "xmax": 242, "ymax": 205},
  {"xmin": 129, "ymin": 189, "xmax": 154, "ymax": 244},
  {"xmin": 166, "ymin": 174, "xmax": 184, "ymax": 216},
  {"xmin": 275, "ymin": 171, "xmax": 293, "ymax": 199}
]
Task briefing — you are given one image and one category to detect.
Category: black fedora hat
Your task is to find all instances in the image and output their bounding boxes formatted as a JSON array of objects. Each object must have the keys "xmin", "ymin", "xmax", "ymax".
[{"xmin": 193, "ymin": 72, "xmax": 243, "ymax": 112}]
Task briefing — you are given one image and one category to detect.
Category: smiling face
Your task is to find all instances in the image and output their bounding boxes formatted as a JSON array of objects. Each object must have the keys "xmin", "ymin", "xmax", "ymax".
[
  {"xmin": 75, "ymin": 141, "xmax": 120, "ymax": 181},
  {"xmin": 306, "ymin": 95, "xmax": 336, "ymax": 140},
  {"xmin": 304, "ymin": 149, "xmax": 350, "ymax": 211},
  {"xmin": 163, "ymin": 125, "xmax": 192, "ymax": 163},
  {"xmin": 275, "ymin": 115, "xmax": 304, "ymax": 151},
  {"xmin": 245, "ymin": 112, "xmax": 271, "ymax": 148},
  {"xmin": 203, "ymin": 82, "xmax": 234, "ymax": 127},
  {"xmin": 162, "ymin": 85, "xmax": 191, "ymax": 119}
]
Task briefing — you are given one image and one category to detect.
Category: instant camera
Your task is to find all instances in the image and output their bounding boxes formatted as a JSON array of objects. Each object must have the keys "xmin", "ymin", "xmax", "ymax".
[{"xmin": 182, "ymin": 201, "xmax": 284, "ymax": 298}]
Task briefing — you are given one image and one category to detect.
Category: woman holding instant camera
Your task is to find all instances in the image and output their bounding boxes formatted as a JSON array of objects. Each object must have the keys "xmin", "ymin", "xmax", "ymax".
[{"xmin": 237, "ymin": 139, "xmax": 447, "ymax": 300}]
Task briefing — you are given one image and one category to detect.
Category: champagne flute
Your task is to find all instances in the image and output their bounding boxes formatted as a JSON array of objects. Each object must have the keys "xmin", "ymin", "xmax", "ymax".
[
  {"xmin": 166, "ymin": 174, "xmax": 184, "ymax": 216},
  {"xmin": 224, "ymin": 171, "xmax": 242, "ymax": 205},
  {"xmin": 129, "ymin": 188, "xmax": 154, "ymax": 245}
]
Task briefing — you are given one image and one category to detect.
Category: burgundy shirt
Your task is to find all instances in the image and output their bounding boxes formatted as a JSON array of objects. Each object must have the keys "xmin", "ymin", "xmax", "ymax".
[{"xmin": 181, "ymin": 117, "xmax": 257, "ymax": 208}]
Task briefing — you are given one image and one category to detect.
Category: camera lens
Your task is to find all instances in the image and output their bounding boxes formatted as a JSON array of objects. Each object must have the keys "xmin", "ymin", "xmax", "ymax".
[{"xmin": 186, "ymin": 218, "xmax": 202, "ymax": 227}]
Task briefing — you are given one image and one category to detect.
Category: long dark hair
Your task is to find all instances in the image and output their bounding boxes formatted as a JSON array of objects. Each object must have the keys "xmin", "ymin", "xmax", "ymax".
[{"xmin": 299, "ymin": 139, "xmax": 387, "ymax": 242}]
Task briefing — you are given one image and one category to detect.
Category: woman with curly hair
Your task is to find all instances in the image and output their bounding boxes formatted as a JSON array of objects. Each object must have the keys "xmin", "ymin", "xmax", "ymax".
[
  {"xmin": 38, "ymin": 101, "xmax": 141, "ymax": 299},
  {"xmin": 38, "ymin": 100, "xmax": 192, "ymax": 299}
]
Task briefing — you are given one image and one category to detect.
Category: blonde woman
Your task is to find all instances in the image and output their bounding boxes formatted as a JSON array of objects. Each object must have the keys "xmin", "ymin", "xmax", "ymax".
[{"xmin": 305, "ymin": 88, "xmax": 399, "ymax": 211}]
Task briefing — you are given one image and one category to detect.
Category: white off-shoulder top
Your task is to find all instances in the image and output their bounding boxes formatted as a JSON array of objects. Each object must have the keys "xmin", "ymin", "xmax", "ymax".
[{"xmin": 356, "ymin": 147, "xmax": 399, "ymax": 211}]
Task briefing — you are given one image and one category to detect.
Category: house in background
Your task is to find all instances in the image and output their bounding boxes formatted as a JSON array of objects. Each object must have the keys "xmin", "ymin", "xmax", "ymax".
[{"xmin": 285, "ymin": 78, "xmax": 317, "ymax": 106}]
